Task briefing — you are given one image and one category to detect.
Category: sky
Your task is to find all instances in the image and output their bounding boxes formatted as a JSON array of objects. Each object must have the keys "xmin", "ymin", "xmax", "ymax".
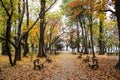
[{"xmin": 50, "ymin": 0, "xmax": 62, "ymax": 12}]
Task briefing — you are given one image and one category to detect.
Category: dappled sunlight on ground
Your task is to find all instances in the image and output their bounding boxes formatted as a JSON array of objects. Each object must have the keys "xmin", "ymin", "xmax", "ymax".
[{"xmin": 0, "ymin": 52, "xmax": 120, "ymax": 80}]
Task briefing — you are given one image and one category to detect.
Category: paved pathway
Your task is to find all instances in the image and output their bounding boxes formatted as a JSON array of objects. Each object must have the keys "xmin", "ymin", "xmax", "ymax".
[{"xmin": 44, "ymin": 51, "xmax": 88, "ymax": 80}]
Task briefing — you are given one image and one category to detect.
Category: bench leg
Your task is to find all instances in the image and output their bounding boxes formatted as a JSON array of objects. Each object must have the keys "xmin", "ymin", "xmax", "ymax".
[
  {"xmin": 90, "ymin": 65, "xmax": 99, "ymax": 69},
  {"xmin": 33, "ymin": 66, "xmax": 36, "ymax": 70},
  {"xmin": 40, "ymin": 64, "xmax": 44, "ymax": 69},
  {"xmin": 33, "ymin": 66, "xmax": 41, "ymax": 70},
  {"xmin": 33, "ymin": 64, "xmax": 44, "ymax": 70}
]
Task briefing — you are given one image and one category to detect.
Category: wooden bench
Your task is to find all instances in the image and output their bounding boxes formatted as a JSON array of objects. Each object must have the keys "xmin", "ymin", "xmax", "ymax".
[
  {"xmin": 116, "ymin": 53, "xmax": 119, "ymax": 56},
  {"xmin": 83, "ymin": 55, "xmax": 90, "ymax": 62},
  {"xmin": 78, "ymin": 53, "xmax": 82, "ymax": 58},
  {"xmin": 107, "ymin": 52, "xmax": 116, "ymax": 56},
  {"xmin": 107, "ymin": 53, "xmax": 112, "ymax": 56},
  {"xmin": 46, "ymin": 56, "xmax": 52, "ymax": 63},
  {"xmin": 33, "ymin": 59, "xmax": 43, "ymax": 70},
  {"xmin": 88, "ymin": 58, "xmax": 99, "ymax": 69}
]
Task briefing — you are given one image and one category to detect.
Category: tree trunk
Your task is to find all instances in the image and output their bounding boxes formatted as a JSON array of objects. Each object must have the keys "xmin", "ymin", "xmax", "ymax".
[
  {"xmin": 0, "ymin": 0, "xmax": 14, "ymax": 66},
  {"xmin": 23, "ymin": 0, "xmax": 29, "ymax": 57},
  {"xmin": 90, "ymin": 0, "xmax": 95, "ymax": 58},
  {"xmin": 84, "ymin": 26, "xmax": 88, "ymax": 54},
  {"xmin": 6, "ymin": 19, "xmax": 14, "ymax": 66},
  {"xmin": 23, "ymin": 34, "xmax": 29, "ymax": 56},
  {"xmin": 49, "ymin": 27, "xmax": 52, "ymax": 54},
  {"xmin": 14, "ymin": 47, "xmax": 19, "ymax": 65},
  {"xmin": 90, "ymin": 23, "xmax": 95, "ymax": 57},
  {"xmin": 15, "ymin": 41, "xmax": 21, "ymax": 60},
  {"xmin": 66, "ymin": 44, "xmax": 68, "ymax": 51},
  {"xmin": 76, "ymin": 18, "xmax": 80, "ymax": 52},
  {"xmin": 14, "ymin": 0, "xmax": 25, "ymax": 60},
  {"xmin": 89, "ymin": 19, "xmax": 96, "ymax": 57},
  {"xmin": 78, "ymin": 15, "xmax": 85, "ymax": 53},
  {"xmin": 37, "ymin": 0, "xmax": 46, "ymax": 57},
  {"xmin": 99, "ymin": 19, "xmax": 105, "ymax": 55},
  {"xmin": 83, "ymin": 17, "xmax": 88, "ymax": 54},
  {"xmin": 15, "ymin": 37, "xmax": 21, "ymax": 61},
  {"xmin": 115, "ymin": 0, "xmax": 120, "ymax": 69}
]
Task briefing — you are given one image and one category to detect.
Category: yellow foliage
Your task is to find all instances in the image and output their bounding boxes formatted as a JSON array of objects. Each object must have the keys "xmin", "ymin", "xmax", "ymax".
[
  {"xmin": 21, "ymin": 20, "xmax": 39, "ymax": 45},
  {"xmin": 105, "ymin": 20, "xmax": 116, "ymax": 29},
  {"xmin": 29, "ymin": 26, "xmax": 39, "ymax": 44},
  {"xmin": 99, "ymin": 13, "xmax": 106, "ymax": 21}
]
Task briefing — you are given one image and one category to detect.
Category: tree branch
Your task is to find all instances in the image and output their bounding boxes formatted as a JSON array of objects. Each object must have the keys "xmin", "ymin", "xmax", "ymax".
[
  {"xmin": 10, "ymin": 0, "xmax": 14, "ymax": 16},
  {"xmin": 50, "ymin": 19, "xmax": 60, "ymax": 30},
  {"xmin": 42, "ymin": 0, "xmax": 57, "ymax": 15},
  {"xmin": 99, "ymin": 9, "xmax": 115, "ymax": 14},
  {"xmin": 45, "ymin": 32, "xmax": 66, "ymax": 51},
  {"xmin": 19, "ymin": 0, "xmax": 58, "ymax": 42},
  {"xmin": 45, "ymin": 19, "xmax": 60, "ymax": 35},
  {"xmin": 0, "ymin": 0, "xmax": 10, "ymax": 16},
  {"xmin": 0, "ymin": 37, "xmax": 16, "ymax": 48}
]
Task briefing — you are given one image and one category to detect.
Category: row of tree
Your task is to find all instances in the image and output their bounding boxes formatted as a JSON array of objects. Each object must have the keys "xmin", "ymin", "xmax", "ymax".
[
  {"xmin": 62, "ymin": 0, "xmax": 120, "ymax": 69},
  {"xmin": 0, "ymin": 0, "xmax": 63, "ymax": 66}
]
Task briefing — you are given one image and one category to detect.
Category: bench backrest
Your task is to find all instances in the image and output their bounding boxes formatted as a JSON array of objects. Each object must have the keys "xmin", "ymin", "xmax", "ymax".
[
  {"xmin": 92, "ymin": 58, "xmax": 98, "ymax": 65},
  {"xmin": 86, "ymin": 55, "xmax": 90, "ymax": 59},
  {"xmin": 33, "ymin": 59, "xmax": 40, "ymax": 65}
]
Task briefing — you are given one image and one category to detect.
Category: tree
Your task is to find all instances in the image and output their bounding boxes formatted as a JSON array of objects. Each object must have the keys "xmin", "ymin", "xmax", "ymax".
[
  {"xmin": 0, "ymin": 0, "xmax": 15, "ymax": 66},
  {"xmin": 45, "ymin": 14, "xmax": 61, "ymax": 53},
  {"xmin": 102, "ymin": 0, "xmax": 120, "ymax": 69},
  {"xmin": 37, "ymin": 0, "xmax": 58, "ymax": 57},
  {"xmin": 67, "ymin": 0, "xmax": 95, "ymax": 56},
  {"xmin": 101, "ymin": 0, "xmax": 120, "ymax": 69},
  {"xmin": 23, "ymin": 0, "xmax": 29, "ymax": 57},
  {"xmin": 94, "ymin": 0, "xmax": 107, "ymax": 55},
  {"xmin": 54, "ymin": 38, "xmax": 64, "ymax": 51},
  {"xmin": 14, "ymin": 0, "xmax": 25, "ymax": 61},
  {"xmin": 37, "ymin": 0, "xmax": 46, "ymax": 57},
  {"xmin": 115, "ymin": 0, "xmax": 120, "ymax": 69},
  {"xmin": 88, "ymin": 0, "xmax": 95, "ymax": 58}
]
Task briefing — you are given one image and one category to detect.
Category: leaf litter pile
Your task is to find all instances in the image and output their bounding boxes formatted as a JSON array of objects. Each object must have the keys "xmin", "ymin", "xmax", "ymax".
[{"xmin": 0, "ymin": 52, "xmax": 120, "ymax": 80}]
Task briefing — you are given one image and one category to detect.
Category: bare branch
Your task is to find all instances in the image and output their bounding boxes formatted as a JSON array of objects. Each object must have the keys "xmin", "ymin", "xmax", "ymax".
[
  {"xmin": 45, "ymin": 32, "xmax": 66, "ymax": 51},
  {"xmin": 43, "ymin": 0, "xmax": 57, "ymax": 14},
  {"xmin": 99, "ymin": 9, "xmax": 115, "ymax": 14}
]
